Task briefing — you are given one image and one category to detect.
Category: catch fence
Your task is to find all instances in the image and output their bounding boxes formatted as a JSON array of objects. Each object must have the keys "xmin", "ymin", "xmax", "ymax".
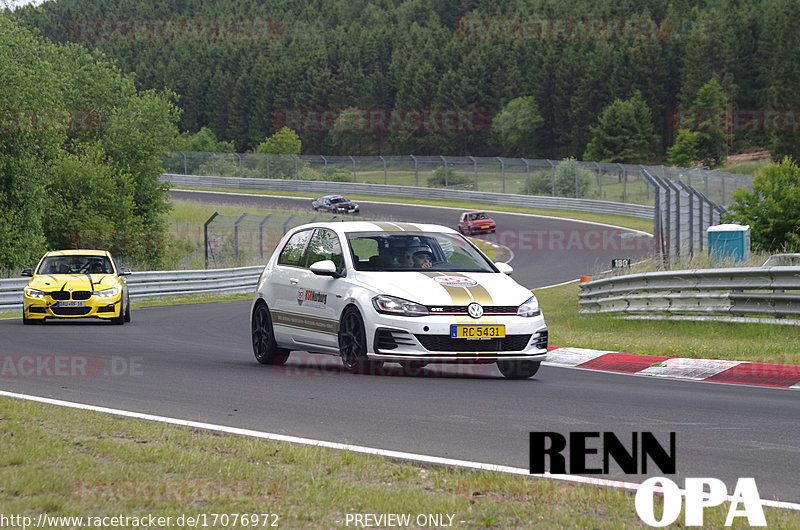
[{"xmin": 161, "ymin": 152, "xmax": 752, "ymax": 208}]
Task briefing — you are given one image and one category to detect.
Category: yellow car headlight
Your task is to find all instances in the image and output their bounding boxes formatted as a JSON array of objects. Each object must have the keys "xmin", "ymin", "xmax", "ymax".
[
  {"xmin": 24, "ymin": 287, "xmax": 45, "ymax": 299},
  {"xmin": 94, "ymin": 287, "xmax": 121, "ymax": 298}
]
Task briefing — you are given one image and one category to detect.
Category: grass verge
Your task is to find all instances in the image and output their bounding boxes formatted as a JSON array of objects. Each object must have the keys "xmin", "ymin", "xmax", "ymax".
[
  {"xmin": 170, "ymin": 186, "xmax": 654, "ymax": 234},
  {"xmin": 535, "ymin": 282, "xmax": 800, "ymax": 365},
  {"xmin": 2, "ymin": 396, "xmax": 797, "ymax": 528}
]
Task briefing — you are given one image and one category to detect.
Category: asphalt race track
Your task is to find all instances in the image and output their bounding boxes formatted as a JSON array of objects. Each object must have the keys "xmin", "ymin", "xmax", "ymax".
[
  {"xmin": 169, "ymin": 189, "xmax": 653, "ymax": 288},
  {"xmin": 1, "ymin": 191, "xmax": 798, "ymax": 505}
]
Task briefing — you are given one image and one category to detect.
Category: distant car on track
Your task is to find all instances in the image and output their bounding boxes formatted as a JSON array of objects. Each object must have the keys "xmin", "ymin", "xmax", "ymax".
[
  {"xmin": 458, "ymin": 211, "xmax": 496, "ymax": 235},
  {"xmin": 21, "ymin": 249, "xmax": 131, "ymax": 325},
  {"xmin": 250, "ymin": 221, "xmax": 547, "ymax": 379},
  {"xmin": 312, "ymin": 195, "xmax": 360, "ymax": 214}
]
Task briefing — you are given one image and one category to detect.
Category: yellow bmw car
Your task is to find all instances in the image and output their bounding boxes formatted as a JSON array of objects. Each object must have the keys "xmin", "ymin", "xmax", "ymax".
[{"xmin": 21, "ymin": 250, "xmax": 131, "ymax": 325}]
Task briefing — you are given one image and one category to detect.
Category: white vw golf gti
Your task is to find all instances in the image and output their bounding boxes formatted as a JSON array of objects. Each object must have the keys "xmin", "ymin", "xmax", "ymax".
[{"xmin": 251, "ymin": 221, "xmax": 548, "ymax": 378}]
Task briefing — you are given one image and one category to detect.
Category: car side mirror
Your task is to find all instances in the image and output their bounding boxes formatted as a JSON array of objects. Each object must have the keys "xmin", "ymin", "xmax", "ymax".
[
  {"xmin": 309, "ymin": 260, "xmax": 340, "ymax": 277},
  {"xmin": 495, "ymin": 262, "xmax": 513, "ymax": 275},
  {"xmin": 118, "ymin": 268, "xmax": 132, "ymax": 276},
  {"xmin": 21, "ymin": 268, "xmax": 33, "ymax": 277}
]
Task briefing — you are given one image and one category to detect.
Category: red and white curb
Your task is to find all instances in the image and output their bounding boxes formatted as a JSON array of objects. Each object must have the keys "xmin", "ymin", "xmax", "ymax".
[{"xmin": 545, "ymin": 346, "xmax": 800, "ymax": 390}]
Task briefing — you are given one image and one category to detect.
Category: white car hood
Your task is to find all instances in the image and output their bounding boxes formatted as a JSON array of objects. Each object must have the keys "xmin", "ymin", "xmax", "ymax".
[{"xmin": 354, "ymin": 270, "xmax": 531, "ymax": 306}]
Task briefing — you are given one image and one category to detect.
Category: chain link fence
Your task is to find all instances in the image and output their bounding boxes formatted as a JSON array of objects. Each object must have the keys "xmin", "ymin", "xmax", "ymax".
[
  {"xmin": 642, "ymin": 168, "xmax": 724, "ymax": 264},
  {"xmin": 162, "ymin": 152, "xmax": 753, "ymax": 207},
  {"xmin": 196, "ymin": 212, "xmax": 338, "ymax": 269}
]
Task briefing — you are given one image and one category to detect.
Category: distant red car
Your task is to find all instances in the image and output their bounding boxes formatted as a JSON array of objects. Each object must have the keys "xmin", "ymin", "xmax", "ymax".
[{"xmin": 458, "ymin": 211, "xmax": 496, "ymax": 235}]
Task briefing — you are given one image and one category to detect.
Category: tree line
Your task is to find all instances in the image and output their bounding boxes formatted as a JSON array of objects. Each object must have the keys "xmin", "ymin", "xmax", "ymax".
[
  {"xmin": 11, "ymin": 0, "xmax": 800, "ymax": 163},
  {"xmin": 0, "ymin": 13, "xmax": 179, "ymax": 269}
]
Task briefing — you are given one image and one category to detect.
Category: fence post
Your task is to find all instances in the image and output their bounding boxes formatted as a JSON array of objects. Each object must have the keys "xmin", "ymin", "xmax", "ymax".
[
  {"xmin": 266, "ymin": 154, "xmax": 270, "ymax": 179},
  {"xmin": 594, "ymin": 162, "xmax": 602, "ymax": 198},
  {"xmin": 688, "ymin": 188, "xmax": 694, "ymax": 257},
  {"xmin": 181, "ymin": 151, "xmax": 187, "ymax": 175},
  {"xmin": 617, "ymin": 163, "xmax": 626, "ymax": 202},
  {"xmin": 469, "ymin": 156, "xmax": 478, "ymax": 191},
  {"xmin": 574, "ymin": 162, "xmax": 579, "ymax": 198},
  {"xmin": 547, "ymin": 160, "xmax": 556, "ymax": 196},
  {"xmin": 259, "ymin": 215, "xmax": 272, "ymax": 259},
  {"xmin": 204, "ymin": 212, "xmax": 219, "ymax": 269},
  {"xmin": 282, "ymin": 215, "xmax": 295, "ymax": 235},
  {"xmin": 321, "ymin": 155, "xmax": 328, "ymax": 180},
  {"xmin": 411, "ymin": 155, "xmax": 418, "ymax": 186},
  {"xmin": 349, "ymin": 155, "xmax": 356, "ymax": 182},
  {"xmin": 380, "ymin": 155, "xmax": 387, "ymax": 184},
  {"xmin": 234, "ymin": 213, "xmax": 248, "ymax": 261},
  {"xmin": 294, "ymin": 156, "xmax": 299, "ymax": 179},
  {"xmin": 698, "ymin": 196, "xmax": 704, "ymax": 253},
  {"xmin": 440, "ymin": 155, "xmax": 448, "ymax": 187},
  {"xmin": 236, "ymin": 153, "xmax": 242, "ymax": 177},
  {"xmin": 496, "ymin": 157, "xmax": 505, "ymax": 193},
  {"xmin": 523, "ymin": 158, "xmax": 530, "ymax": 195}
]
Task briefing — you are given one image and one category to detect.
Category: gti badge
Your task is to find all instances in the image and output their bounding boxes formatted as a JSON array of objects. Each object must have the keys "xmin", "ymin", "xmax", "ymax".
[{"xmin": 467, "ymin": 302, "xmax": 483, "ymax": 319}]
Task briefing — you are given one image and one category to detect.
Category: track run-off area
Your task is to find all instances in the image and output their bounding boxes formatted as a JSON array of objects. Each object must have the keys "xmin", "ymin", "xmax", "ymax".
[{"xmin": 1, "ymin": 189, "xmax": 797, "ymax": 507}]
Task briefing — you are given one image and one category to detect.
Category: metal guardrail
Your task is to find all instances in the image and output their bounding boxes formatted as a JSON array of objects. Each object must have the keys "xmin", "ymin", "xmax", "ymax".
[
  {"xmin": 162, "ymin": 173, "xmax": 655, "ymax": 220},
  {"xmin": 0, "ymin": 266, "xmax": 263, "ymax": 312},
  {"xmin": 578, "ymin": 267, "xmax": 800, "ymax": 324}
]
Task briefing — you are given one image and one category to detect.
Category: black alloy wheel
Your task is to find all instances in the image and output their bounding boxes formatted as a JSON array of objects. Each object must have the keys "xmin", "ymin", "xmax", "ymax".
[
  {"xmin": 252, "ymin": 302, "xmax": 290, "ymax": 365},
  {"xmin": 339, "ymin": 307, "xmax": 382, "ymax": 374}
]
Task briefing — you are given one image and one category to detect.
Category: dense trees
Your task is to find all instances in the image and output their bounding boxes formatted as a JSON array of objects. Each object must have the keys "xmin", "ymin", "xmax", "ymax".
[
  {"xmin": 724, "ymin": 157, "xmax": 800, "ymax": 252},
  {"xmin": 583, "ymin": 92, "xmax": 659, "ymax": 163},
  {"xmin": 0, "ymin": 13, "xmax": 179, "ymax": 269},
  {"xmin": 10, "ymin": 0, "xmax": 800, "ymax": 161}
]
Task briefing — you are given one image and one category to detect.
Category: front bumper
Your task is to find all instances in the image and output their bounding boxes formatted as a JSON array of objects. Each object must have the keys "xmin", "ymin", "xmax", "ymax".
[
  {"xmin": 364, "ymin": 312, "xmax": 548, "ymax": 363},
  {"xmin": 24, "ymin": 295, "xmax": 122, "ymax": 320},
  {"xmin": 468, "ymin": 224, "xmax": 496, "ymax": 233}
]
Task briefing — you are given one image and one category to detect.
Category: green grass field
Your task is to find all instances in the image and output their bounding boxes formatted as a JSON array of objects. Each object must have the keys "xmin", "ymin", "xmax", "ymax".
[
  {"xmin": 535, "ymin": 282, "xmax": 800, "ymax": 365},
  {"xmin": 2, "ymin": 396, "xmax": 797, "ymax": 528}
]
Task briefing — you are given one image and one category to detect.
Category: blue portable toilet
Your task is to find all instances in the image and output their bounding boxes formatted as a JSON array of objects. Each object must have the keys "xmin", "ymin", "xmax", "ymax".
[{"xmin": 707, "ymin": 224, "xmax": 751, "ymax": 263}]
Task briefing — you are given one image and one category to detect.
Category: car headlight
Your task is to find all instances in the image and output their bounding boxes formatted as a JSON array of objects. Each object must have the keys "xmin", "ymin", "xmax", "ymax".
[
  {"xmin": 24, "ymin": 287, "xmax": 45, "ymax": 299},
  {"xmin": 372, "ymin": 295, "xmax": 429, "ymax": 317},
  {"xmin": 94, "ymin": 287, "xmax": 121, "ymax": 298},
  {"xmin": 517, "ymin": 295, "xmax": 541, "ymax": 317}
]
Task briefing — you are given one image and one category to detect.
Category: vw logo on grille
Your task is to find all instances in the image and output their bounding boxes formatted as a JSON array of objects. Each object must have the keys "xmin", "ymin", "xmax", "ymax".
[{"xmin": 467, "ymin": 302, "xmax": 483, "ymax": 319}]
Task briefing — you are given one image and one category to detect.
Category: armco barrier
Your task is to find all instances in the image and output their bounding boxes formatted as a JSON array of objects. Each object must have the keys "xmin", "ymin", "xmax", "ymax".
[
  {"xmin": 0, "ymin": 266, "xmax": 263, "ymax": 312},
  {"xmin": 161, "ymin": 173, "xmax": 655, "ymax": 220},
  {"xmin": 578, "ymin": 267, "xmax": 800, "ymax": 324}
]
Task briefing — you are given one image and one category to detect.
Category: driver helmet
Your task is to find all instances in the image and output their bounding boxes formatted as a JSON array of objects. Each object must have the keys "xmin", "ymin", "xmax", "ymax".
[{"xmin": 404, "ymin": 244, "xmax": 434, "ymax": 267}]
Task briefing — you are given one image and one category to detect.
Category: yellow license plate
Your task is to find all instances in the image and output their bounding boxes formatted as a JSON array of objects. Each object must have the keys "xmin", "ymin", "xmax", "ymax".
[{"xmin": 450, "ymin": 325, "xmax": 505, "ymax": 339}]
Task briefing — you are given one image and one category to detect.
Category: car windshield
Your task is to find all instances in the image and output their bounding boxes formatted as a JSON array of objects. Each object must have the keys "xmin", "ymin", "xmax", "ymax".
[
  {"xmin": 329, "ymin": 197, "xmax": 347, "ymax": 204},
  {"xmin": 347, "ymin": 232, "xmax": 495, "ymax": 272},
  {"xmin": 470, "ymin": 213, "xmax": 487, "ymax": 220},
  {"xmin": 38, "ymin": 255, "xmax": 113, "ymax": 275}
]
